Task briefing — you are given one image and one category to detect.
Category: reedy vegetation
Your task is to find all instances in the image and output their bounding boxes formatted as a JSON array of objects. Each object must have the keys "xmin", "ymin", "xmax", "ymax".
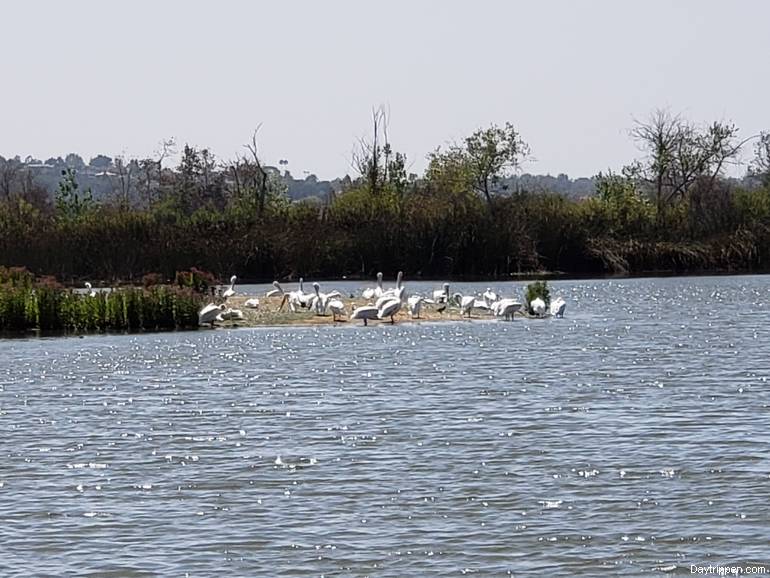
[
  {"xmin": 1, "ymin": 110, "xmax": 769, "ymax": 283},
  {"xmin": 0, "ymin": 267, "xmax": 203, "ymax": 332}
]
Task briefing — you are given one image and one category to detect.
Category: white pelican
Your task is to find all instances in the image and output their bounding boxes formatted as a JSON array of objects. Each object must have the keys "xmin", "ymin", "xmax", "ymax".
[
  {"xmin": 380, "ymin": 271, "xmax": 405, "ymax": 299},
  {"xmin": 222, "ymin": 275, "xmax": 237, "ymax": 299},
  {"xmin": 550, "ymin": 297, "xmax": 567, "ymax": 318},
  {"xmin": 310, "ymin": 282, "xmax": 343, "ymax": 315},
  {"xmin": 458, "ymin": 294, "xmax": 475, "ymax": 318},
  {"xmin": 362, "ymin": 272, "xmax": 384, "ymax": 299},
  {"xmin": 279, "ymin": 278, "xmax": 313, "ymax": 312},
  {"xmin": 328, "ymin": 298, "xmax": 346, "ymax": 321},
  {"xmin": 482, "ymin": 288, "xmax": 498, "ymax": 307},
  {"xmin": 265, "ymin": 281, "xmax": 283, "ymax": 298},
  {"xmin": 407, "ymin": 295, "xmax": 424, "ymax": 318},
  {"xmin": 377, "ymin": 297, "xmax": 402, "ymax": 323},
  {"xmin": 279, "ymin": 291, "xmax": 301, "ymax": 313},
  {"xmin": 198, "ymin": 303, "xmax": 225, "ymax": 326},
  {"xmin": 473, "ymin": 298, "xmax": 492, "ymax": 313},
  {"xmin": 219, "ymin": 308, "xmax": 245, "ymax": 321},
  {"xmin": 296, "ymin": 278, "xmax": 315, "ymax": 308},
  {"xmin": 351, "ymin": 305, "xmax": 379, "ymax": 326},
  {"xmin": 493, "ymin": 299, "xmax": 522, "ymax": 321},
  {"xmin": 244, "ymin": 298, "xmax": 260, "ymax": 309},
  {"xmin": 530, "ymin": 297, "xmax": 546, "ymax": 317},
  {"xmin": 433, "ymin": 283, "xmax": 450, "ymax": 303},
  {"xmin": 84, "ymin": 282, "xmax": 96, "ymax": 297}
]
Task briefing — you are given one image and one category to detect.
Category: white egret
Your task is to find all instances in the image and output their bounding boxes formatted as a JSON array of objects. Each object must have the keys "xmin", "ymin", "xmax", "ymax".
[{"xmin": 84, "ymin": 282, "xmax": 96, "ymax": 298}]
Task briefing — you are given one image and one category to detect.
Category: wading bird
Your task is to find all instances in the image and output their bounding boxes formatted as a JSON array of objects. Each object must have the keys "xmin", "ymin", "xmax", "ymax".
[
  {"xmin": 222, "ymin": 275, "xmax": 237, "ymax": 299},
  {"xmin": 351, "ymin": 305, "xmax": 379, "ymax": 326},
  {"xmin": 530, "ymin": 297, "xmax": 546, "ymax": 317},
  {"xmin": 550, "ymin": 297, "xmax": 567, "ymax": 318},
  {"xmin": 362, "ymin": 272, "xmax": 384, "ymax": 300},
  {"xmin": 493, "ymin": 299, "xmax": 522, "ymax": 321},
  {"xmin": 198, "ymin": 303, "xmax": 226, "ymax": 326},
  {"xmin": 265, "ymin": 281, "xmax": 283, "ymax": 298}
]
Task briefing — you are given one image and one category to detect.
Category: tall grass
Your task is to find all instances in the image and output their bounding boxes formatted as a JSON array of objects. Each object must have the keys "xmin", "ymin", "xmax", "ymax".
[{"xmin": 0, "ymin": 267, "xmax": 204, "ymax": 333}]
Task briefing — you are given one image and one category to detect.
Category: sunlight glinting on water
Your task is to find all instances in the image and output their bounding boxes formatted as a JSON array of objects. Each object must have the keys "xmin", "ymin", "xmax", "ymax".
[{"xmin": 1, "ymin": 276, "xmax": 769, "ymax": 576}]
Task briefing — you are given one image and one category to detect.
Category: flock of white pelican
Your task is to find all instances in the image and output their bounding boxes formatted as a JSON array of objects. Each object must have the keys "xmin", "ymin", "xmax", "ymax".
[{"xmin": 197, "ymin": 273, "xmax": 568, "ymax": 327}]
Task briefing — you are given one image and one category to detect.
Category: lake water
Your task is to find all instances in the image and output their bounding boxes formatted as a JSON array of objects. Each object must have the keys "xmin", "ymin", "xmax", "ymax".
[{"xmin": 1, "ymin": 275, "xmax": 769, "ymax": 576}]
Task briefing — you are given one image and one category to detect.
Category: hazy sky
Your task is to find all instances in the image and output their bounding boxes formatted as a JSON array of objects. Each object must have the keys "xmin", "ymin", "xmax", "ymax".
[{"xmin": 2, "ymin": 0, "xmax": 768, "ymax": 178}]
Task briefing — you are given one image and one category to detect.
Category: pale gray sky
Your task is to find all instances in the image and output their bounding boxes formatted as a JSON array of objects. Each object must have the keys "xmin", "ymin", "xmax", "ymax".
[{"xmin": 2, "ymin": 0, "xmax": 768, "ymax": 178}]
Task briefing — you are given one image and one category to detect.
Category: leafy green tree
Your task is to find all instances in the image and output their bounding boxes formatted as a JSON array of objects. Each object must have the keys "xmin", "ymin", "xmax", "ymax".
[
  {"xmin": 427, "ymin": 122, "xmax": 528, "ymax": 208},
  {"xmin": 55, "ymin": 168, "xmax": 93, "ymax": 221}
]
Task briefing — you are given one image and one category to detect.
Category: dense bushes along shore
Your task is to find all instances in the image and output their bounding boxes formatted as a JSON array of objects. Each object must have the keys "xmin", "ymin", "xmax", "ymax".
[
  {"xmin": 0, "ymin": 267, "xmax": 204, "ymax": 332},
  {"xmin": 1, "ymin": 112, "xmax": 769, "ymax": 281}
]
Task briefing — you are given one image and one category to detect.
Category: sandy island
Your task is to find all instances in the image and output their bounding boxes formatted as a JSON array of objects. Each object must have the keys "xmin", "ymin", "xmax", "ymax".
[{"xmin": 216, "ymin": 294, "xmax": 531, "ymax": 328}]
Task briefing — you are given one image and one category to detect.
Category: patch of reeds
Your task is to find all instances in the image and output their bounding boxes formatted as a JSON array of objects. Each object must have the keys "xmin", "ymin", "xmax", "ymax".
[{"xmin": 0, "ymin": 268, "xmax": 204, "ymax": 333}]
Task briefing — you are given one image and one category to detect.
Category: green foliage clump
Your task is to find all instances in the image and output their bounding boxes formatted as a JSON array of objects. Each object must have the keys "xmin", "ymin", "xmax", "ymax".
[
  {"xmin": 175, "ymin": 268, "xmax": 216, "ymax": 293},
  {"xmin": 0, "ymin": 274, "xmax": 204, "ymax": 334},
  {"xmin": 525, "ymin": 280, "xmax": 550, "ymax": 314}
]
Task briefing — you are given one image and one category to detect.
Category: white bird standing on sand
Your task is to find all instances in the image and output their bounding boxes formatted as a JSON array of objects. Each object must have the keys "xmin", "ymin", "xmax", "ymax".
[
  {"xmin": 328, "ymin": 298, "xmax": 346, "ymax": 321},
  {"xmin": 550, "ymin": 297, "xmax": 567, "ymax": 318},
  {"xmin": 244, "ymin": 298, "xmax": 260, "ymax": 309},
  {"xmin": 529, "ymin": 297, "xmax": 546, "ymax": 317},
  {"xmin": 265, "ymin": 281, "xmax": 284, "ymax": 298},
  {"xmin": 280, "ymin": 278, "xmax": 312, "ymax": 312},
  {"xmin": 457, "ymin": 294, "xmax": 475, "ymax": 318},
  {"xmin": 407, "ymin": 295, "xmax": 424, "ymax": 318},
  {"xmin": 309, "ymin": 282, "xmax": 342, "ymax": 315},
  {"xmin": 222, "ymin": 275, "xmax": 237, "ymax": 299},
  {"xmin": 351, "ymin": 305, "xmax": 379, "ymax": 326},
  {"xmin": 84, "ymin": 282, "xmax": 96, "ymax": 298},
  {"xmin": 482, "ymin": 288, "xmax": 498, "ymax": 307},
  {"xmin": 493, "ymin": 299, "xmax": 522, "ymax": 321},
  {"xmin": 433, "ymin": 283, "xmax": 450, "ymax": 303},
  {"xmin": 380, "ymin": 271, "xmax": 405, "ymax": 299},
  {"xmin": 362, "ymin": 272, "xmax": 384, "ymax": 300},
  {"xmin": 377, "ymin": 297, "xmax": 402, "ymax": 323},
  {"xmin": 296, "ymin": 278, "xmax": 315, "ymax": 308},
  {"xmin": 218, "ymin": 308, "xmax": 245, "ymax": 321},
  {"xmin": 198, "ymin": 303, "xmax": 226, "ymax": 326}
]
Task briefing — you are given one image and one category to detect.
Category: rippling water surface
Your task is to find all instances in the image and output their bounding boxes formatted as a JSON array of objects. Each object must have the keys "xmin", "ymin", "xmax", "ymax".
[{"xmin": 2, "ymin": 276, "xmax": 770, "ymax": 576}]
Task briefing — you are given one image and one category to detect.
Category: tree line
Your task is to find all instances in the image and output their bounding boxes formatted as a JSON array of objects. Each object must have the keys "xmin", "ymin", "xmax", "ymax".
[{"xmin": 1, "ymin": 109, "xmax": 769, "ymax": 283}]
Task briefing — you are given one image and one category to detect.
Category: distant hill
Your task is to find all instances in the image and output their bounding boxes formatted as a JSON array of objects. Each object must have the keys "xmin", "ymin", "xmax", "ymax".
[{"xmin": 2, "ymin": 152, "xmax": 601, "ymax": 202}]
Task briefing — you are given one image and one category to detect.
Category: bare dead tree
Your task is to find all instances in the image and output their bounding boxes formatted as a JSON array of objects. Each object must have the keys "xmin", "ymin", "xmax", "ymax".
[
  {"xmin": 112, "ymin": 155, "xmax": 134, "ymax": 208},
  {"xmin": 628, "ymin": 110, "xmax": 749, "ymax": 219},
  {"xmin": 244, "ymin": 127, "xmax": 269, "ymax": 215},
  {"xmin": 351, "ymin": 107, "xmax": 389, "ymax": 195}
]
